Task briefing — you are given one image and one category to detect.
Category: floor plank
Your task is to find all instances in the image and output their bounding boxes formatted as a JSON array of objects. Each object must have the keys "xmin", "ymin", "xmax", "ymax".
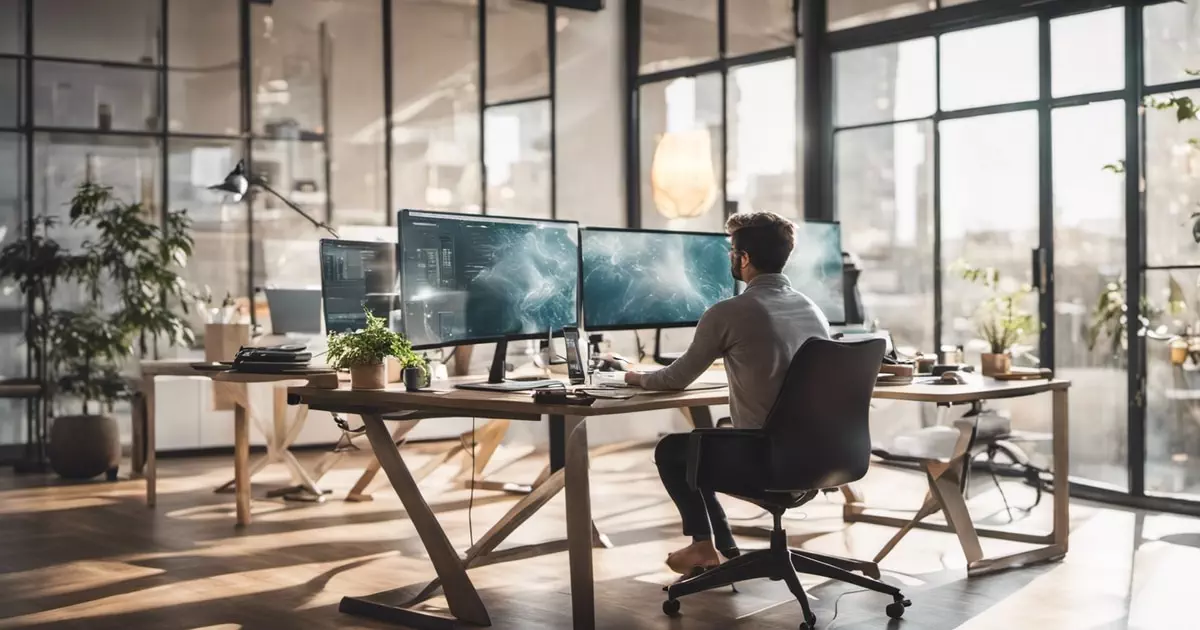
[{"xmin": 0, "ymin": 443, "xmax": 1194, "ymax": 629}]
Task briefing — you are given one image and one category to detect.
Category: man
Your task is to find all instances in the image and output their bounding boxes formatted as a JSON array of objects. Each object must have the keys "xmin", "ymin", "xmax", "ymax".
[{"xmin": 624, "ymin": 211, "xmax": 832, "ymax": 575}]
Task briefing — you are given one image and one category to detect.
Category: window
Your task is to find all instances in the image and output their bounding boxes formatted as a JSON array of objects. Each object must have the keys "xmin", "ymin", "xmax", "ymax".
[
  {"xmin": 829, "ymin": 0, "xmax": 929, "ymax": 32},
  {"xmin": 484, "ymin": 100, "xmax": 551, "ymax": 219},
  {"xmin": 833, "ymin": 37, "xmax": 935, "ymax": 128},
  {"xmin": 33, "ymin": 62, "xmax": 161, "ymax": 132},
  {"xmin": 0, "ymin": 0, "xmax": 22, "ymax": 55},
  {"xmin": 1144, "ymin": 1, "xmax": 1200, "ymax": 87},
  {"xmin": 250, "ymin": 1, "xmax": 326, "ymax": 138},
  {"xmin": 1051, "ymin": 8, "xmax": 1124, "ymax": 98},
  {"xmin": 727, "ymin": 58, "xmax": 797, "ymax": 218},
  {"xmin": 1145, "ymin": 88, "xmax": 1200, "ymax": 267},
  {"xmin": 640, "ymin": 0, "xmax": 718, "ymax": 74},
  {"xmin": 325, "ymin": 0, "xmax": 385, "ymax": 227},
  {"xmin": 726, "ymin": 0, "xmax": 794, "ymax": 56},
  {"xmin": 0, "ymin": 132, "xmax": 22, "ymax": 442},
  {"xmin": 939, "ymin": 110, "xmax": 1039, "ymax": 349},
  {"xmin": 392, "ymin": 0, "xmax": 481, "ymax": 216},
  {"xmin": 168, "ymin": 0, "xmax": 240, "ymax": 135},
  {"xmin": 486, "ymin": 0, "xmax": 549, "ymax": 104},
  {"xmin": 939, "ymin": 19, "xmax": 1038, "ymax": 111},
  {"xmin": 250, "ymin": 139, "xmax": 327, "ymax": 288},
  {"xmin": 0, "ymin": 59, "xmax": 18, "ymax": 128},
  {"xmin": 836, "ymin": 121, "xmax": 934, "ymax": 354},
  {"xmin": 639, "ymin": 74, "xmax": 724, "ymax": 233},
  {"xmin": 168, "ymin": 138, "xmax": 248, "ymax": 330},
  {"xmin": 1052, "ymin": 101, "xmax": 1127, "ymax": 489},
  {"xmin": 34, "ymin": 0, "xmax": 160, "ymax": 64},
  {"xmin": 1145, "ymin": 270, "xmax": 1200, "ymax": 498}
]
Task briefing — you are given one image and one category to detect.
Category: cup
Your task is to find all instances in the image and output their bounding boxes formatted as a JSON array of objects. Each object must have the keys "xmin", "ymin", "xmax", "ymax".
[
  {"xmin": 403, "ymin": 366, "xmax": 424, "ymax": 392},
  {"xmin": 916, "ymin": 355, "xmax": 935, "ymax": 374}
]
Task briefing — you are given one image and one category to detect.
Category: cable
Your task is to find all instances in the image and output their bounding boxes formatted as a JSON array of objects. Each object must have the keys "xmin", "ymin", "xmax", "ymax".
[
  {"xmin": 826, "ymin": 588, "xmax": 869, "ymax": 628},
  {"xmin": 468, "ymin": 417, "xmax": 477, "ymax": 547}
]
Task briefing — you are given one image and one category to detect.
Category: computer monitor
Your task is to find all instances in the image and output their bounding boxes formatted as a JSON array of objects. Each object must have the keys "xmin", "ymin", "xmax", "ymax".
[
  {"xmin": 580, "ymin": 227, "xmax": 735, "ymax": 331},
  {"xmin": 319, "ymin": 239, "xmax": 398, "ymax": 334},
  {"xmin": 397, "ymin": 209, "xmax": 580, "ymax": 350},
  {"xmin": 264, "ymin": 289, "xmax": 323, "ymax": 335},
  {"xmin": 784, "ymin": 220, "xmax": 846, "ymax": 325}
]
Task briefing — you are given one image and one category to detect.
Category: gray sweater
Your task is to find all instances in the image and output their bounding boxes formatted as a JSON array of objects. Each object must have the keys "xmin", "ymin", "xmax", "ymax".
[{"xmin": 641, "ymin": 273, "xmax": 831, "ymax": 429}]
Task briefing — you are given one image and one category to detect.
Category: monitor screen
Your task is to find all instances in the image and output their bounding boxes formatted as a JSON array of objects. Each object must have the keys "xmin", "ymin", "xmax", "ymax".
[
  {"xmin": 264, "ymin": 289, "xmax": 322, "ymax": 335},
  {"xmin": 581, "ymin": 228, "xmax": 734, "ymax": 331},
  {"xmin": 784, "ymin": 221, "xmax": 846, "ymax": 325},
  {"xmin": 398, "ymin": 210, "xmax": 580, "ymax": 349},
  {"xmin": 320, "ymin": 239, "xmax": 398, "ymax": 334}
]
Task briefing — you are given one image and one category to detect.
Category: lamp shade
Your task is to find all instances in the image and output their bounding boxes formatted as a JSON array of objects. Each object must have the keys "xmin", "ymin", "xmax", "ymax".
[
  {"xmin": 208, "ymin": 160, "xmax": 251, "ymax": 202},
  {"xmin": 650, "ymin": 129, "xmax": 718, "ymax": 220}
]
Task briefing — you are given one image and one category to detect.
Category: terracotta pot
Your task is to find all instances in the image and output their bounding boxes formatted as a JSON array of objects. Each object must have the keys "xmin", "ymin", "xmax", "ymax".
[
  {"xmin": 349, "ymin": 362, "xmax": 387, "ymax": 390},
  {"xmin": 48, "ymin": 414, "xmax": 121, "ymax": 480},
  {"xmin": 980, "ymin": 353, "xmax": 1012, "ymax": 377}
]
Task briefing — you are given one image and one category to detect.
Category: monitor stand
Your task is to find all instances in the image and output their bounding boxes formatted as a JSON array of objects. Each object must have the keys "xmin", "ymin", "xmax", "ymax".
[
  {"xmin": 455, "ymin": 339, "xmax": 561, "ymax": 392},
  {"xmin": 653, "ymin": 329, "xmax": 683, "ymax": 366}
]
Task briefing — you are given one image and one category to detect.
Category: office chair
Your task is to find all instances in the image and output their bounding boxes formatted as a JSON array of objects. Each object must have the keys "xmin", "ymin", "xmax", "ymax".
[{"xmin": 662, "ymin": 338, "xmax": 911, "ymax": 628}]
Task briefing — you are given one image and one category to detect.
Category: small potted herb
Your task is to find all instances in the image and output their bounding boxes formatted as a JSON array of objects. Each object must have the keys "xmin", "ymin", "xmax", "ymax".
[
  {"xmin": 326, "ymin": 309, "xmax": 425, "ymax": 390},
  {"xmin": 956, "ymin": 262, "xmax": 1036, "ymax": 376}
]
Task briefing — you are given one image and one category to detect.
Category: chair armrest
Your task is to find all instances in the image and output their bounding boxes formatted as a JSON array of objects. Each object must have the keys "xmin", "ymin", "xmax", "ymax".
[{"xmin": 686, "ymin": 428, "xmax": 767, "ymax": 490}]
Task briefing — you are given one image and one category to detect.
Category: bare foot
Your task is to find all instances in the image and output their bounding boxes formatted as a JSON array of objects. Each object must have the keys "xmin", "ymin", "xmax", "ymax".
[{"xmin": 666, "ymin": 541, "xmax": 721, "ymax": 575}]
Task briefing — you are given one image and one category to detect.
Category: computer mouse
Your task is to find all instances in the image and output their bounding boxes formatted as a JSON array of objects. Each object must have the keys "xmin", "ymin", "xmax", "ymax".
[
  {"xmin": 595, "ymin": 353, "xmax": 629, "ymax": 372},
  {"xmin": 940, "ymin": 371, "xmax": 966, "ymax": 385}
]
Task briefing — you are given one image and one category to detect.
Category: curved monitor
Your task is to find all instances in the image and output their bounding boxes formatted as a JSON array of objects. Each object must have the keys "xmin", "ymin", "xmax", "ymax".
[
  {"xmin": 581, "ymin": 227, "xmax": 734, "ymax": 331},
  {"xmin": 398, "ymin": 209, "xmax": 580, "ymax": 349},
  {"xmin": 784, "ymin": 220, "xmax": 846, "ymax": 325}
]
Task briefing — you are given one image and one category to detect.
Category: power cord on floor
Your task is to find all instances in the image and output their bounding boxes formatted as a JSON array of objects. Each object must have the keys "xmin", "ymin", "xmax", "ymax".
[
  {"xmin": 826, "ymin": 588, "xmax": 869, "ymax": 628},
  {"xmin": 469, "ymin": 417, "xmax": 477, "ymax": 548}
]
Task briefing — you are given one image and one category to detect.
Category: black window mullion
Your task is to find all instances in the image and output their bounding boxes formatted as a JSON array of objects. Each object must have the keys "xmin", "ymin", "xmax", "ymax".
[
  {"xmin": 1126, "ymin": 1, "xmax": 1146, "ymax": 498},
  {"xmin": 932, "ymin": 32, "xmax": 943, "ymax": 359},
  {"xmin": 1038, "ymin": 14, "xmax": 1054, "ymax": 371},
  {"xmin": 240, "ymin": 0, "xmax": 255, "ymax": 326}
]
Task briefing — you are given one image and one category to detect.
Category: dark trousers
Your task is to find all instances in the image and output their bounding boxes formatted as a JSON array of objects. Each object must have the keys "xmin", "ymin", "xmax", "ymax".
[{"xmin": 655, "ymin": 432, "xmax": 739, "ymax": 553}]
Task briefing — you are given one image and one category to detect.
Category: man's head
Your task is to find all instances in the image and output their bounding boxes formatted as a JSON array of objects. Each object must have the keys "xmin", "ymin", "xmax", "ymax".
[{"xmin": 725, "ymin": 211, "xmax": 796, "ymax": 282}]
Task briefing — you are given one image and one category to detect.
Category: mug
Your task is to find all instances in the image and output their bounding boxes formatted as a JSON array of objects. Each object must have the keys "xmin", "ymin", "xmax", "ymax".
[{"xmin": 403, "ymin": 366, "xmax": 424, "ymax": 392}]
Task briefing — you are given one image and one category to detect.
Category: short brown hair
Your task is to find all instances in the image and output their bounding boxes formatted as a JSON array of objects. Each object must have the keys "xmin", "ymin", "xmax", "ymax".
[{"xmin": 725, "ymin": 211, "xmax": 795, "ymax": 274}]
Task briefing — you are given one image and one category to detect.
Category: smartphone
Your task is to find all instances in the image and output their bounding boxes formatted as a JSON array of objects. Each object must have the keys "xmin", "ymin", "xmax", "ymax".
[{"xmin": 562, "ymin": 326, "xmax": 586, "ymax": 385}]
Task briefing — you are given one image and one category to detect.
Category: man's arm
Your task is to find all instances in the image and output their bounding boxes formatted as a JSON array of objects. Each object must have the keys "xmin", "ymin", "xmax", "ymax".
[{"xmin": 626, "ymin": 307, "xmax": 726, "ymax": 390}]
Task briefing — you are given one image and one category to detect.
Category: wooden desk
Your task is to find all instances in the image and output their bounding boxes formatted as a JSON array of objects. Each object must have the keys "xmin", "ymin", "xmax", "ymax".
[
  {"xmin": 852, "ymin": 377, "xmax": 1071, "ymax": 577},
  {"xmin": 290, "ymin": 377, "xmax": 726, "ymax": 629},
  {"xmin": 288, "ymin": 374, "xmax": 1070, "ymax": 628},
  {"xmin": 133, "ymin": 361, "xmax": 337, "ymax": 523}
]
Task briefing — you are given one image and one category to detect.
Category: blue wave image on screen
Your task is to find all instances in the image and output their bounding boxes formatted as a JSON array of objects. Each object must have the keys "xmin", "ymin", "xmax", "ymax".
[
  {"xmin": 582, "ymin": 230, "xmax": 734, "ymax": 329},
  {"xmin": 464, "ymin": 224, "xmax": 579, "ymax": 337},
  {"xmin": 783, "ymin": 221, "xmax": 845, "ymax": 324}
]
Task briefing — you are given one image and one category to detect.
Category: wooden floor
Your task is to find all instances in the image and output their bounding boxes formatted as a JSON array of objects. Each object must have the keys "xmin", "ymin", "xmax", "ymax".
[{"xmin": 1, "ymin": 442, "xmax": 1197, "ymax": 630}]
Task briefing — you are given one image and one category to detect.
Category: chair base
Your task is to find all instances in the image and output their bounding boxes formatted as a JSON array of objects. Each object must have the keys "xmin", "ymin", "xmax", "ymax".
[{"xmin": 663, "ymin": 521, "xmax": 910, "ymax": 628}]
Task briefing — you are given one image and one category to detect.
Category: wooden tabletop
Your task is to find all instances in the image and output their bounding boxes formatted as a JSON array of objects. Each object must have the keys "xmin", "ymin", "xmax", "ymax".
[
  {"xmin": 871, "ymin": 376, "xmax": 1070, "ymax": 403},
  {"xmin": 289, "ymin": 374, "xmax": 730, "ymax": 418},
  {"xmin": 288, "ymin": 371, "xmax": 1070, "ymax": 417}
]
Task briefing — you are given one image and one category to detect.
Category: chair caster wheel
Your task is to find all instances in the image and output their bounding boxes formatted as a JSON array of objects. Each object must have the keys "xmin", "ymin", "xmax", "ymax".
[
  {"xmin": 662, "ymin": 599, "xmax": 681, "ymax": 617},
  {"xmin": 886, "ymin": 598, "xmax": 911, "ymax": 619},
  {"xmin": 799, "ymin": 611, "xmax": 816, "ymax": 629}
]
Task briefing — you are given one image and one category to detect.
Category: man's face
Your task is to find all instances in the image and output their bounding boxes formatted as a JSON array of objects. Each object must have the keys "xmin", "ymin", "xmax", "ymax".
[{"xmin": 730, "ymin": 248, "xmax": 746, "ymax": 282}]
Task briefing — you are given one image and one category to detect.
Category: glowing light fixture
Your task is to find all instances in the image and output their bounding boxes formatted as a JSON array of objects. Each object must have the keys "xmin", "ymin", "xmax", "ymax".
[{"xmin": 650, "ymin": 129, "xmax": 718, "ymax": 220}]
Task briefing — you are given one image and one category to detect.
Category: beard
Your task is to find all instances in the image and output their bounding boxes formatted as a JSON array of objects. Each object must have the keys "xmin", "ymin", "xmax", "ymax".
[{"xmin": 731, "ymin": 260, "xmax": 743, "ymax": 282}]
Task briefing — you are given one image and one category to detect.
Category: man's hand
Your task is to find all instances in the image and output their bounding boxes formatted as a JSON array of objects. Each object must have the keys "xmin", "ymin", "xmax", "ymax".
[{"xmin": 624, "ymin": 371, "xmax": 644, "ymax": 387}]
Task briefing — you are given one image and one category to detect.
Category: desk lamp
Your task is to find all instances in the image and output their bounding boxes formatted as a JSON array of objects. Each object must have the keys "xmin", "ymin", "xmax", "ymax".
[{"xmin": 209, "ymin": 160, "xmax": 340, "ymax": 238}]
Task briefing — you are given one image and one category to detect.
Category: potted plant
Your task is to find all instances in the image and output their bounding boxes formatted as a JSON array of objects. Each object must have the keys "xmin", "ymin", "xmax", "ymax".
[
  {"xmin": 326, "ymin": 308, "xmax": 425, "ymax": 390},
  {"xmin": 0, "ymin": 183, "xmax": 195, "ymax": 479},
  {"xmin": 956, "ymin": 262, "xmax": 1036, "ymax": 376}
]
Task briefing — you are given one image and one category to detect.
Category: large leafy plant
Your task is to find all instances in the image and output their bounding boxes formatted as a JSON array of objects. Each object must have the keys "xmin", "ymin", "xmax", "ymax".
[
  {"xmin": 326, "ymin": 309, "xmax": 425, "ymax": 372},
  {"xmin": 956, "ymin": 262, "xmax": 1036, "ymax": 354},
  {"xmin": 0, "ymin": 183, "xmax": 194, "ymax": 415}
]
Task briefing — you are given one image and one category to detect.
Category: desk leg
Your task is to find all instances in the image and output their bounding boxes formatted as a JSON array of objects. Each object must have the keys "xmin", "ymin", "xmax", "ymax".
[
  {"xmin": 564, "ymin": 415, "xmax": 595, "ymax": 630},
  {"xmin": 345, "ymin": 420, "xmax": 422, "ymax": 502},
  {"xmin": 684, "ymin": 406, "xmax": 714, "ymax": 429},
  {"xmin": 234, "ymin": 398, "xmax": 251, "ymax": 526},
  {"xmin": 1052, "ymin": 388, "xmax": 1070, "ymax": 551},
  {"xmin": 131, "ymin": 391, "xmax": 145, "ymax": 475},
  {"xmin": 144, "ymin": 375, "xmax": 157, "ymax": 508},
  {"xmin": 342, "ymin": 413, "xmax": 490, "ymax": 627}
]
